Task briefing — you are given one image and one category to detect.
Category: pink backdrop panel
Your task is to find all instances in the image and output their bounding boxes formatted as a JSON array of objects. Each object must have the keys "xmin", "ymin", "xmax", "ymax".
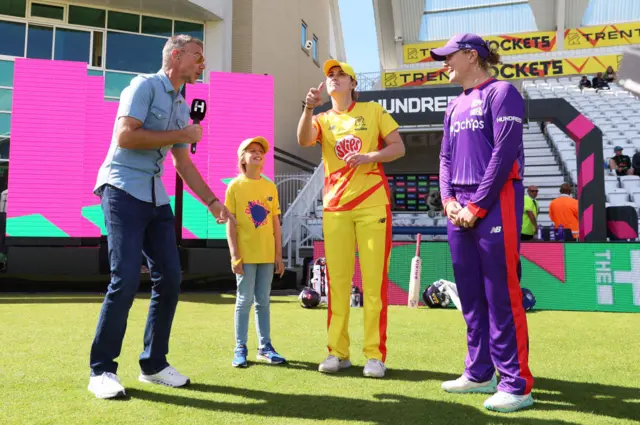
[
  {"xmin": 208, "ymin": 72, "xmax": 275, "ymax": 206},
  {"xmin": 9, "ymin": 59, "xmax": 87, "ymax": 237}
]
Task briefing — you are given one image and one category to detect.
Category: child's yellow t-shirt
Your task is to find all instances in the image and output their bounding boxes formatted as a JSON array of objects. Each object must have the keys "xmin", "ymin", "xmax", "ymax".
[{"xmin": 224, "ymin": 175, "xmax": 280, "ymax": 264}]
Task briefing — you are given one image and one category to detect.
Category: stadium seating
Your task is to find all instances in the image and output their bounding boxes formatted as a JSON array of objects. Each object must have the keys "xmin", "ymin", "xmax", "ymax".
[
  {"xmin": 522, "ymin": 76, "xmax": 640, "ymax": 235},
  {"xmin": 521, "ymin": 124, "xmax": 567, "ymax": 227}
]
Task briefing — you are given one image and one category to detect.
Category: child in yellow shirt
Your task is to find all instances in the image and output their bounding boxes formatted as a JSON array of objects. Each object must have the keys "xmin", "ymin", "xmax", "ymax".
[{"xmin": 225, "ymin": 137, "xmax": 285, "ymax": 368}]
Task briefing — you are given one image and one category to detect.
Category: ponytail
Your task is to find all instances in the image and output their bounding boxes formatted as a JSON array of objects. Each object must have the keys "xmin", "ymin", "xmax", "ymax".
[{"xmin": 479, "ymin": 46, "xmax": 501, "ymax": 71}]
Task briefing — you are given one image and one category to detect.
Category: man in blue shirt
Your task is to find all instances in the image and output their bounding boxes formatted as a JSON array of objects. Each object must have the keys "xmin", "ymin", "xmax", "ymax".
[{"xmin": 88, "ymin": 35, "xmax": 234, "ymax": 399}]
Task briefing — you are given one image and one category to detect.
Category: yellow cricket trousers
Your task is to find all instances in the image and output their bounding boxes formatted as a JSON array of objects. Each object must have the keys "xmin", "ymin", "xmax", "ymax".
[{"xmin": 322, "ymin": 204, "xmax": 392, "ymax": 362}]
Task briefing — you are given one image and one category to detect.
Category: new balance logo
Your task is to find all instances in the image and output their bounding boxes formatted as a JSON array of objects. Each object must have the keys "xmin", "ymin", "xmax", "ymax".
[{"xmin": 490, "ymin": 226, "xmax": 502, "ymax": 234}]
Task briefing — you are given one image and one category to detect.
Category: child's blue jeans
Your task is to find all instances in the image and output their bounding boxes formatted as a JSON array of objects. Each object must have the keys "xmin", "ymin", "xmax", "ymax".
[{"xmin": 235, "ymin": 263, "xmax": 274, "ymax": 348}]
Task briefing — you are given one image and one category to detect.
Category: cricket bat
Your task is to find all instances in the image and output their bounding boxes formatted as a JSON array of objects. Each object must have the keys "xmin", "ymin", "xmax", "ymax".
[{"xmin": 407, "ymin": 234, "xmax": 422, "ymax": 308}]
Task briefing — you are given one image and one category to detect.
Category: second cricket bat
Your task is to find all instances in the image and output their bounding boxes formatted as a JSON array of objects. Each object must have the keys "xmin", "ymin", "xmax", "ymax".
[{"xmin": 408, "ymin": 234, "xmax": 422, "ymax": 308}]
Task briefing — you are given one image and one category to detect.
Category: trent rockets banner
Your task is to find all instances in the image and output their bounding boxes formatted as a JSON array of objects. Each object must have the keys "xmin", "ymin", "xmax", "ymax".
[
  {"xmin": 403, "ymin": 22, "xmax": 640, "ymax": 64},
  {"xmin": 384, "ymin": 54, "xmax": 622, "ymax": 89},
  {"xmin": 403, "ymin": 30, "xmax": 557, "ymax": 64},
  {"xmin": 564, "ymin": 22, "xmax": 640, "ymax": 50}
]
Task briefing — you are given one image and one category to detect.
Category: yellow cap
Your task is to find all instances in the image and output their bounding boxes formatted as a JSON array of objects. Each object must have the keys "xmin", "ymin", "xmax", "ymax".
[
  {"xmin": 237, "ymin": 136, "xmax": 270, "ymax": 158},
  {"xmin": 323, "ymin": 59, "xmax": 357, "ymax": 81}
]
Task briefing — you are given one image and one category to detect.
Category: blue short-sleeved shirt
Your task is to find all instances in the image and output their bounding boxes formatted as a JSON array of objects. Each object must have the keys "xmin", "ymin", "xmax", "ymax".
[{"xmin": 94, "ymin": 69, "xmax": 190, "ymax": 206}]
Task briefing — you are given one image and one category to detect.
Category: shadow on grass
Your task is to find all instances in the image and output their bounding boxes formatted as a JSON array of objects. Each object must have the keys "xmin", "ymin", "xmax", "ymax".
[
  {"xmin": 129, "ymin": 382, "xmax": 578, "ymax": 425},
  {"xmin": 250, "ymin": 361, "xmax": 640, "ymax": 420},
  {"xmin": 531, "ymin": 377, "xmax": 640, "ymax": 423},
  {"xmin": 253, "ymin": 360, "xmax": 456, "ymax": 382},
  {"xmin": 270, "ymin": 362, "xmax": 640, "ymax": 422},
  {"xmin": 127, "ymin": 363, "xmax": 639, "ymax": 424}
]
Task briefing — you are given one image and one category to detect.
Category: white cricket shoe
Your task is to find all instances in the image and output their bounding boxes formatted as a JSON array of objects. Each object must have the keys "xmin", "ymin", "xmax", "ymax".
[
  {"xmin": 363, "ymin": 359, "xmax": 386, "ymax": 378},
  {"xmin": 88, "ymin": 372, "xmax": 126, "ymax": 399},
  {"xmin": 442, "ymin": 374, "xmax": 498, "ymax": 394},
  {"xmin": 139, "ymin": 366, "xmax": 190, "ymax": 387},
  {"xmin": 318, "ymin": 355, "xmax": 352, "ymax": 373},
  {"xmin": 484, "ymin": 391, "xmax": 534, "ymax": 413}
]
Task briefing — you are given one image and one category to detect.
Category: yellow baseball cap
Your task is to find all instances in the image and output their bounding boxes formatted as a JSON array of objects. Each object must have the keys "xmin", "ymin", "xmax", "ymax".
[
  {"xmin": 237, "ymin": 136, "xmax": 270, "ymax": 158},
  {"xmin": 323, "ymin": 59, "xmax": 357, "ymax": 82}
]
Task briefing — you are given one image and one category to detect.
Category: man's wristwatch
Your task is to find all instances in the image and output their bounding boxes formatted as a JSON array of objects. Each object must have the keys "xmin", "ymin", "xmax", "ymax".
[{"xmin": 207, "ymin": 197, "xmax": 219, "ymax": 207}]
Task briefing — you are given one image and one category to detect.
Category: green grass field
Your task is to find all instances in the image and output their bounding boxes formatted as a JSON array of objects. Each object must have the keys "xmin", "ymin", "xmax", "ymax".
[{"xmin": 0, "ymin": 292, "xmax": 638, "ymax": 425}]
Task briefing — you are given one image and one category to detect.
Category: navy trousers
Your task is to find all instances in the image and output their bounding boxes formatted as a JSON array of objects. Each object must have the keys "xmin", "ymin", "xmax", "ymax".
[{"xmin": 89, "ymin": 185, "xmax": 182, "ymax": 376}]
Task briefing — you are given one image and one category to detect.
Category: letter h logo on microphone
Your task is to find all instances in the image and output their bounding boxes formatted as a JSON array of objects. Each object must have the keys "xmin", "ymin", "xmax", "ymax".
[
  {"xmin": 190, "ymin": 99, "xmax": 207, "ymax": 122},
  {"xmin": 189, "ymin": 99, "xmax": 207, "ymax": 154}
]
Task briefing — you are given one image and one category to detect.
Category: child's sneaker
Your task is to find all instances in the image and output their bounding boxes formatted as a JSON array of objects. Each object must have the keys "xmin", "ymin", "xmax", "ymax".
[
  {"xmin": 256, "ymin": 343, "xmax": 286, "ymax": 364},
  {"xmin": 484, "ymin": 391, "xmax": 534, "ymax": 413},
  {"xmin": 232, "ymin": 345, "xmax": 248, "ymax": 368}
]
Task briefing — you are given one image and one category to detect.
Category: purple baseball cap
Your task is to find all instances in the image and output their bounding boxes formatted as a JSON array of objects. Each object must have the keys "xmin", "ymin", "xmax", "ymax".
[{"xmin": 430, "ymin": 33, "xmax": 490, "ymax": 61}]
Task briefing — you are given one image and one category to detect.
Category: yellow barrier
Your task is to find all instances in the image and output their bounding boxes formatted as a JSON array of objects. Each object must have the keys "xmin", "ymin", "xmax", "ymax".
[{"xmin": 384, "ymin": 54, "xmax": 621, "ymax": 89}]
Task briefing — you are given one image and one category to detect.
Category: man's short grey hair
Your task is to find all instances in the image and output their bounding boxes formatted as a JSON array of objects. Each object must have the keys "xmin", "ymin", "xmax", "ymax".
[{"xmin": 162, "ymin": 35, "xmax": 204, "ymax": 69}]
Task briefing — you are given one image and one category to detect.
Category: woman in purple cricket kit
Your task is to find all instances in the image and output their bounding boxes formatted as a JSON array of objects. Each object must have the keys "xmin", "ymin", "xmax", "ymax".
[{"xmin": 430, "ymin": 33, "xmax": 534, "ymax": 413}]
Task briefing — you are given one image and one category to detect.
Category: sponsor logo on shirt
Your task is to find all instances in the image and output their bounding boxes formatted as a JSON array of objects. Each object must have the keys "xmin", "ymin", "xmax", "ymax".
[
  {"xmin": 450, "ymin": 118, "xmax": 485, "ymax": 134},
  {"xmin": 497, "ymin": 115, "xmax": 523, "ymax": 123},
  {"xmin": 470, "ymin": 107, "xmax": 483, "ymax": 116},
  {"xmin": 245, "ymin": 200, "xmax": 270, "ymax": 229},
  {"xmin": 335, "ymin": 135, "xmax": 363, "ymax": 160},
  {"xmin": 354, "ymin": 116, "xmax": 367, "ymax": 131},
  {"xmin": 471, "ymin": 99, "xmax": 483, "ymax": 107}
]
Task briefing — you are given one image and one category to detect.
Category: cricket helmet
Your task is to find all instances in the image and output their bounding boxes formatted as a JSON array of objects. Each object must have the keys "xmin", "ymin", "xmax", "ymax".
[
  {"xmin": 423, "ymin": 284, "xmax": 450, "ymax": 308},
  {"xmin": 521, "ymin": 287, "xmax": 536, "ymax": 311},
  {"xmin": 299, "ymin": 287, "xmax": 321, "ymax": 308}
]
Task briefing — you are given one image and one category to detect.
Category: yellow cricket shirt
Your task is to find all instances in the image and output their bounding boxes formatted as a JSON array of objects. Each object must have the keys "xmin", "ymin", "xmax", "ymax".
[
  {"xmin": 313, "ymin": 101, "xmax": 399, "ymax": 211},
  {"xmin": 224, "ymin": 175, "xmax": 280, "ymax": 264}
]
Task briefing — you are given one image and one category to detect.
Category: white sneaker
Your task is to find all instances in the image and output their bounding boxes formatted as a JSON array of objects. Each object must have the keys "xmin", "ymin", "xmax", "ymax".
[
  {"xmin": 88, "ymin": 372, "xmax": 126, "ymax": 399},
  {"xmin": 442, "ymin": 374, "xmax": 497, "ymax": 394},
  {"xmin": 139, "ymin": 366, "xmax": 190, "ymax": 387},
  {"xmin": 484, "ymin": 391, "xmax": 534, "ymax": 413},
  {"xmin": 363, "ymin": 359, "xmax": 386, "ymax": 378},
  {"xmin": 318, "ymin": 355, "xmax": 352, "ymax": 373}
]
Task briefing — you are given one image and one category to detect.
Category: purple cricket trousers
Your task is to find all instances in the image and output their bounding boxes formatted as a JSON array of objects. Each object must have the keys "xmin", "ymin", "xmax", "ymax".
[{"xmin": 447, "ymin": 179, "xmax": 534, "ymax": 395}]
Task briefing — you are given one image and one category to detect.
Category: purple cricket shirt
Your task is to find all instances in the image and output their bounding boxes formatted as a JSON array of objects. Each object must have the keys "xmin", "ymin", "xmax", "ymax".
[{"xmin": 439, "ymin": 79, "xmax": 525, "ymax": 217}]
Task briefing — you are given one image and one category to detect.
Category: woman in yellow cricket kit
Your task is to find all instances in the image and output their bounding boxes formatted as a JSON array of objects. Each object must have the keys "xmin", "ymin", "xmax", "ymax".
[{"xmin": 297, "ymin": 59, "xmax": 405, "ymax": 378}]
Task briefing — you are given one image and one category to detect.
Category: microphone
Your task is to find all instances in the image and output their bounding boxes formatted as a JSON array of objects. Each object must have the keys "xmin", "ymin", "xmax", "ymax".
[{"xmin": 189, "ymin": 98, "xmax": 207, "ymax": 154}]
